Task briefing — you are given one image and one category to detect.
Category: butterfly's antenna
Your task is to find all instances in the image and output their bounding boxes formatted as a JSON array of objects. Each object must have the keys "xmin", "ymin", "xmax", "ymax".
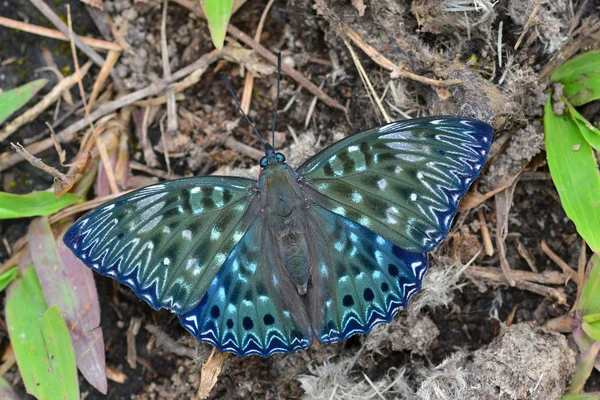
[
  {"xmin": 220, "ymin": 71, "xmax": 269, "ymax": 151},
  {"xmin": 271, "ymin": 52, "xmax": 281, "ymax": 150}
]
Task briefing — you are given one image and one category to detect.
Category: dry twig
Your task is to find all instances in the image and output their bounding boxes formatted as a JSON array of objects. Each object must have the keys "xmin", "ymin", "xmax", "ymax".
[
  {"xmin": 240, "ymin": 0, "xmax": 276, "ymax": 114},
  {"xmin": 541, "ymin": 241, "xmax": 581, "ymax": 286},
  {"xmin": 0, "ymin": 16, "xmax": 121, "ymax": 51},
  {"xmin": 198, "ymin": 348, "xmax": 229, "ymax": 399}
]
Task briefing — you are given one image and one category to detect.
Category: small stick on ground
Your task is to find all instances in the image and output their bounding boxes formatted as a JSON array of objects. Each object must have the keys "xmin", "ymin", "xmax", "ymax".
[
  {"xmin": 198, "ymin": 348, "xmax": 229, "ymax": 400},
  {"xmin": 161, "ymin": 0, "xmax": 178, "ymax": 136},
  {"xmin": 495, "ymin": 186, "xmax": 516, "ymax": 286},
  {"xmin": 95, "ymin": 137, "xmax": 120, "ymax": 194},
  {"xmin": 0, "ymin": 16, "xmax": 122, "ymax": 51},
  {"xmin": 130, "ymin": 160, "xmax": 183, "ymax": 180},
  {"xmin": 541, "ymin": 240, "xmax": 581, "ymax": 286},
  {"xmin": 477, "ymin": 209, "xmax": 494, "ymax": 256},
  {"xmin": 514, "ymin": 3, "xmax": 541, "ymax": 51},
  {"xmin": 343, "ymin": 27, "xmax": 463, "ymax": 87},
  {"xmin": 145, "ymin": 325, "xmax": 196, "ymax": 358},
  {"xmin": 10, "ymin": 143, "xmax": 73, "ymax": 191},
  {"xmin": 223, "ymin": 136, "xmax": 264, "ymax": 161},
  {"xmin": 126, "ymin": 317, "xmax": 142, "ymax": 369},
  {"xmin": 343, "ymin": 39, "xmax": 390, "ymax": 124},
  {"xmin": 88, "ymin": 50, "xmax": 121, "ymax": 110},
  {"xmin": 241, "ymin": 0, "xmax": 276, "ymax": 114},
  {"xmin": 466, "ymin": 266, "xmax": 568, "ymax": 304}
]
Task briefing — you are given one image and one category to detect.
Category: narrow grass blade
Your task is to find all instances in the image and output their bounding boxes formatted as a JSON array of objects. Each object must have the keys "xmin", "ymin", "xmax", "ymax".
[
  {"xmin": 5, "ymin": 267, "xmax": 79, "ymax": 400},
  {"xmin": 0, "ymin": 78, "xmax": 47, "ymax": 124},
  {"xmin": 544, "ymin": 97, "xmax": 600, "ymax": 253},
  {"xmin": 28, "ymin": 217, "xmax": 107, "ymax": 394},
  {"xmin": 0, "ymin": 267, "xmax": 18, "ymax": 292},
  {"xmin": 566, "ymin": 100, "xmax": 600, "ymax": 151},
  {"xmin": 579, "ymin": 255, "xmax": 600, "ymax": 317},
  {"xmin": 201, "ymin": 0, "xmax": 233, "ymax": 50},
  {"xmin": 0, "ymin": 191, "xmax": 81, "ymax": 220},
  {"xmin": 551, "ymin": 50, "xmax": 600, "ymax": 106}
]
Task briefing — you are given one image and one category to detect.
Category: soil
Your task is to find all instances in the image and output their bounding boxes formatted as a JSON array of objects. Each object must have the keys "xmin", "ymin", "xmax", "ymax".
[{"xmin": 0, "ymin": 0, "xmax": 599, "ymax": 399}]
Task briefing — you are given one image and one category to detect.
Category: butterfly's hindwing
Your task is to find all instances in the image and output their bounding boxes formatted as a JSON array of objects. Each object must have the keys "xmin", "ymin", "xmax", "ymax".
[
  {"xmin": 63, "ymin": 177, "xmax": 257, "ymax": 315},
  {"xmin": 297, "ymin": 117, "xmax": 493, "ymax": 253},
  {"xmin": 179, "ymin": 218, "xmax": 312, "ymax": 357},
  {"xmin": 307, "ymin": 206, "xmax": 428, "ymax": 343}
]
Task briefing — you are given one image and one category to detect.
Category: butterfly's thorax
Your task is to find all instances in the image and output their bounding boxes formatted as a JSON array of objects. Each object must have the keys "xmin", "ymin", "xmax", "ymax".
[{"xmin": 258, "ymin": 163, "xmax": 311, "ymax": 295}]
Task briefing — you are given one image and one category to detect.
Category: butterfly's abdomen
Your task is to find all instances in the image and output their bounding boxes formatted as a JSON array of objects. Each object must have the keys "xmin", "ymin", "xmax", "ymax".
[{"xmin": 260, "ymin": 166, "xmax": 312, "ymax": 296}]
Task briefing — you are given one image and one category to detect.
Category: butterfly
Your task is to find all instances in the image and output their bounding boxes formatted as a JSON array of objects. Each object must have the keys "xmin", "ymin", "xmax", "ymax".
[{"xmin": 64, "ymin": 59, "xmax": 493, "ymax": 357}]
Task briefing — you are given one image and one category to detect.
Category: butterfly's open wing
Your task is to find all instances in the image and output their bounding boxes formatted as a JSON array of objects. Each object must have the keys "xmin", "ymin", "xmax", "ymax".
[
  {"xmin": 297, "ymin": 117, "xmax": 493, "ymax": 253},
  {"xmin": 306, "ymin": 206, "xmax": 427, "ymax": 342},
  {"xmin": 179, "ymin": 218, "xmax": 312, "ymax": 356},
  {"xmin": 63, "ymin": 177, "xmax": 258, "ymax": 316}
]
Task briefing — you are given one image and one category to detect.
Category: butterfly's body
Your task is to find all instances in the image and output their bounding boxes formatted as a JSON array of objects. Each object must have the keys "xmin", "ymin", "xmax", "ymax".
[{"xmin": 64, "ymin": 117, "xmax": 493, "ymax": 357}]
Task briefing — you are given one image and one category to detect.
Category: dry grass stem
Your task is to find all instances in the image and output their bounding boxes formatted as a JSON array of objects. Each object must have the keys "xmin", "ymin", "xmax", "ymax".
[
  {"xmin": 343, "ymin": 39, "xmax": 390, "ymax": 124},
  {"xmin": 95, "ymin": 137, "xmax": 120, "ymax": 194},
  {"xmin": 198, "ymin": 348, "xmax": 229, "ymax": 399},
  {"xmin": 225, "ymin": 24, "xmax": 348, "ymax": 115},
  {"xmin": 541, "ymin": 241, "xmax": 581, "ymax": 286},
  {"xmin": 0, "ymin": 16, "xmax": 121, "ymax": 51},
  {"xmin": 343, "ymin": 27, "xmax": 463, "ymax": 87},
  {"xmin": 130, "ymin": 160, "xmax": 183, "ymax": 180},
  {"xmin": 0, "ymin": 62, "xmax": 92, "ymax": 142},
  {"xmin": 241, "ymin": 0, "xmax": 275, "ymax": 114},
  {"xmin": 224, "ymin": 136, "xmax": 264, "ymax": 160},
  {"xmin": 144, "ymin": 325, "xmax": 196, "ymax": 358},
  {"xmin": 459, "ymin": 165, "xmax": 525, "ymax": 211},
  {"xmin": 49, "ymin": 191, "xmax": 132, "ymax": 225},
  {"xmin": 495, "ymin": 186, "xmax": 517, "ymax": 286},
  {"xmin": 466, "ymin": 266, "xmax": 568, "ymax": 304},
  {"xmin": 514, "ymin": 4, "xmax": 541, "ymax": 51},
  {"xmin": 477, "ymin": 209, "xmax": 494, "ymax": 256},
  {"xmin": 126, "ymin": 318, "xmax": 142, "ymax": 369},
  {"xmin": 10, "ymin": 143, "xmax": 74, "ymax": 194},
  {"xmin": 161, "ymin": 0, "xmax": 178, "ymax": 136},
  {"xmin": 88, "ymin": 49, "xmax": 121, "ymax": 110}
]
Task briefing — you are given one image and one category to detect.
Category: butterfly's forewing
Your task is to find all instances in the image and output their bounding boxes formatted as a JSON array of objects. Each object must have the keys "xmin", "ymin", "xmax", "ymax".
[
  {"xmin": 297, "ymin": 117, "xmax": 493, "ymax": 253},
  {"xmin": 63, "ymin": 177, "xmax": 257, "ymax": 315},
  {"xmin": 179, "ymin": 217, "xmax": 312, "ymax": 356},
  {"xmin": 307, "ymin": 206, "xmax": 428, "ymax": 343}
]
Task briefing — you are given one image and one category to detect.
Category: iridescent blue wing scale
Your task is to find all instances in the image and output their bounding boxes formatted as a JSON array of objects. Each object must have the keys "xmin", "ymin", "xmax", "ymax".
[
  {"xmin": 298, "ymin": 117, "xmax": 492, "ymax": 342},
  {"xmin": 63, "ymin": 177, "xmax": 258, "ymax": 316},
  {"xmin": 307, "ymin": 206, "xmax": 427, "ymax": 343},
  {"xmin": 180, "ymin": 217, "xmax": 312, "ymax": 357},
  {"xmin": 297, "ymin": 117, "xmax": 493, "ymax": 253}
]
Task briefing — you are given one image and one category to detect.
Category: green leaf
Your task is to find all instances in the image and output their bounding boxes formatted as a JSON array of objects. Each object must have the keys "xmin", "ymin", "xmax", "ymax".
[
  {"xmin": 565, "ymin": 100, "xmax": 600, "ymax": 151},
  {"xmin": 582, "ymin": 319, "xmax": 600, "ymax": 342},
  {"xmin": 551, "ymin": 50, "xmax": 600, "ymax": 106},
  {"xmin": 544, "ymin": 97, "xmax": 600, "ymax": 253},
  {"xmin": 0, "ymin": 190, "xmax": 81, "ymax": 220},
  {"xmin": 5, "ymin": 267, "xmax": 79, "ymax": 400},
  {"xmin": 562, "ymin": 395, "xmax": 600, "ymax": 400},
  {"xmin": 0, "ymin": 78, "xmax": 47, "ymax": 124},
  {"xmin": 578, "ymin": 255, "xmax": 600, "ymax": 317},
  {"xmin": 0, "ymin": 267, "xmax": 18, "ymax": 293},
  {"xmin": 201, "ymin": 0, "xmax": 233, "ymax": 50},
  {"xmin": 583, "ymin": 312, "xmax": 600, "ymax": 324}
]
